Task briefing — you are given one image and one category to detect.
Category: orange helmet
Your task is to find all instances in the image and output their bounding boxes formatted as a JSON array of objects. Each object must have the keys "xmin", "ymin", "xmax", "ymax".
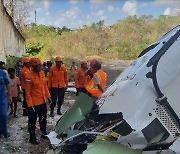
[
  {"xmin": 81, "ymin": 61, "xmax": 87, "ymax": 65},
  {"xmin": 30, "ymin": 58, "xmax": 42, "ymax": 66},
  {"xmin": 55, "ymin": 56, "xmax": 62, "ymax": 62},
  {"xmin": 22, "ymin": 57, "xmax": 30, "ymax": 63},
  {"xmin": 90, "ymin": 59, "xmax": 97, "ymax": 68}
]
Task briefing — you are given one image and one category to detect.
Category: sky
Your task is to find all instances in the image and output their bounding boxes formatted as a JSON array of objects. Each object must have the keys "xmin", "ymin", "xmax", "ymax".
[{"xmin": 28, "ymin": 0, "xmax": 180, "ymax": 29}]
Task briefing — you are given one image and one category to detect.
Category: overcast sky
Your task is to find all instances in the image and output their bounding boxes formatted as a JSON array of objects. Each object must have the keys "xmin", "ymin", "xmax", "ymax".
[{"xmin": 28, "ymin": 0, "xmax": 180, "ymax": 29}]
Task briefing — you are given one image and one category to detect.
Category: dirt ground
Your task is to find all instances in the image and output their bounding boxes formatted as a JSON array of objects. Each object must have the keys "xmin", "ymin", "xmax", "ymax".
[
  {"xmin": 0, "ymin": 94, "xmax": 77, "ymax": 154},
  {"xmin": 0, "ymin": 60, "xmax": 131, "ymax": 154}
]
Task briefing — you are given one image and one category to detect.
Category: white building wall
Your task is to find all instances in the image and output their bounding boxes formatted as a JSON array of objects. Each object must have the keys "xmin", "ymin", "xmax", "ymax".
[{"xmin": 0, "ymin": 0, "xmax": 25, "ymax": 62}]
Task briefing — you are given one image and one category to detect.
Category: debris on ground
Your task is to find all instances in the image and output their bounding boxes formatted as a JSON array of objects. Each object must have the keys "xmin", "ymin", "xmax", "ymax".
[{"xmin": 0, "ymin": 61, "xmax": 129, "ymax": 153}]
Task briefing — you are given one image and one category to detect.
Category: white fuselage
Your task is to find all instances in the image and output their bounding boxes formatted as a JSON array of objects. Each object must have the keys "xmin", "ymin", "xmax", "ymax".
[{"xmin": 97, "ymin": 25, "xmax": 180, "ymax": 151}]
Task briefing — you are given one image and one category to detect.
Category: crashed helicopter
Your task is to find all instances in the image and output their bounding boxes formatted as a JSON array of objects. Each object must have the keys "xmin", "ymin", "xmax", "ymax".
[{"xmin": 47, "ymin": 25, "xmax": 180, "ymax": 154}]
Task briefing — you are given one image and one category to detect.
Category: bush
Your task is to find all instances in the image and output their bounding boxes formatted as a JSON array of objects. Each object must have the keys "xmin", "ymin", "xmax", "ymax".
[
  {"xmin": 5, "ymin": 55, "xmax": 22, "ymax": 69},
  {"xmin": 23, "ymin": 16, "xmax": 180, "ymax": 61},
  {"xmin": 26, "ymin": 43, "xmax": 43, "ymax": 56}
]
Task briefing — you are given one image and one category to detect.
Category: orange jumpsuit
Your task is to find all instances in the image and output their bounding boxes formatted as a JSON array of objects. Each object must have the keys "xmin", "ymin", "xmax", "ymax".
[
  {"xmin": 75, "ymin": 68, "xmax": 90, "ymax": 88},
  {"xmin": 48, "ymin": 65, "xmax": 68, "ymax": 88},
  {"xmin": 26, "ymin": 70, "xmax": 50, "ymax": 141},
  {"xmin": 26, "ymin": 70, "xmax": 50, "ymax": 107},
  {"xmin": 21, "ymin": 66, "xmax": 31, "ymax": 114},
  {"xmin": 48, "ymin": 65, "xmax": 68, "ymax": 113},
  {"xmin": 75, "ymin": 68, "xmax": 90, "ymax": 95},
  {"xmin": 21, "ymin": 66, "xmax": 31, "ymax": 90}
]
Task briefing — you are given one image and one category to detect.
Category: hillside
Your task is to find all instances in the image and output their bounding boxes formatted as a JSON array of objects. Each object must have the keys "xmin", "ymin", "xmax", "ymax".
[{"xmin": 23, "ymin": 15, "xmax": 180, "ymax": 61}]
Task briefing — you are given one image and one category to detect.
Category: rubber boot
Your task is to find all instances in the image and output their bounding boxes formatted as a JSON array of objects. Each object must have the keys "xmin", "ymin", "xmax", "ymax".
[
  {"xmin": 29, "ymin": 132, "xmax": 40, "ymax": 145},
  {"xmin": 41, "ymin": 132, "xmax": 48, "ymax": 139},
  {"xmin": 23, "ymin": 109, "xmax": 28, "ymax": 116},
  {"xmin": 57, "ymin": 108, "xmax": 62, "ymax": 115}
]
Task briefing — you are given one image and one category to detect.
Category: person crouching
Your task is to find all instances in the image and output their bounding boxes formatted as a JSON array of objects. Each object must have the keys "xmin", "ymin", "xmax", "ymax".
[{"xmin": 26, "ymin": 58, "xmax": 51, "ymax": 144}]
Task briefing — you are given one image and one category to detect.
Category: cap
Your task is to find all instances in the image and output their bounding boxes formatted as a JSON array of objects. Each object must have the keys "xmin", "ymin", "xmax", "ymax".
[
  {"xmin": 55, "ymin": 56, "xmax": 62, "ymax": 62},
  {"xmin": 22, "ymin": 57, "xmax": 30, "ymax": 63},
  {"xmin": 90, "ymin": 59, "xmax": 97, "ymax": 68},
  {"xmin": 30, "ymin": 58, "xmax": 42, "ymax": 66},
  {"xmin": 81, "ymin": 61, "xmax": 87, "ymax": 65}
]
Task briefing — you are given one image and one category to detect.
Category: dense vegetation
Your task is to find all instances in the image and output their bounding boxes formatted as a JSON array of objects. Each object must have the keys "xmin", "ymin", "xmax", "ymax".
[{"xmin": 23, "ymin": 15, "xmax": 180, "ymax": 61}]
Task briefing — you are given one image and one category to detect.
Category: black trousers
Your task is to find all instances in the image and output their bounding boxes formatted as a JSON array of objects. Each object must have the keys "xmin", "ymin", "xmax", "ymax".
[
  {"xmin": 28, "ymin": 103, "xmax": 47, "ymax": 138},
  {"xmin": 88, "ymin": 99, "xmax": 99, "ymax": 119},
  {"xmin": 22, "ymin": 89, "xmax": 27, "ymax": 109},
  {"xmin": 79, "ymin": 88, "xmax": 87, "ymax": 94},
  {"xmin": 50, "ymin": 87, "xmax": 65, "ymax": 111}
]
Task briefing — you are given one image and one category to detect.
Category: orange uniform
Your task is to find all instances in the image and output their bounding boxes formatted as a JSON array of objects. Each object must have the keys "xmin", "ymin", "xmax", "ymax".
[
  {"xmin": 48, "ymin": 65, "xmax": 68, "ymax": 88},
  {"xmin": 75, "ymin": 68, "xmax": 90, "ymax": 88},
  {"xmin": 21, "ymin": 66, "xmax": 31, "ymax": 90},
  {"xmin": 86, "ymin": 70, "xmax": 107, "ymax": 98},
  {"xmin": 26, "ymin": 70, "xmax": 50, "ymax": 107}
]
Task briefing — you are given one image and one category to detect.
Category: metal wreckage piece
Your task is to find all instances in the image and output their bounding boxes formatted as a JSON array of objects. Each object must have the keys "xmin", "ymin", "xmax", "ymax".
[{"xmin": 47, "ymin": 25, "xmax": 180, "ymax": 154}]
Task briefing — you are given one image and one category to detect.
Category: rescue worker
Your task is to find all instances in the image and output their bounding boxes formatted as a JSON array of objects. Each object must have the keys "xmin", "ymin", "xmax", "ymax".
[
  {"xmin": 43, "ymin": 62, "xmax": 48, "ymax": 77},
  {"xmin": 21, "ymin": 57, "xmax": 31, "ymax": 116},
  {"xmin": 86, "ymin": 59, "xmax": 107, "ymax": 118},
  {"xmin": 46, "ymin": 61, "xmax": 52, "ymax": 77},
  {"xmin": 0, "ymin": 69, "xmax": 12, "ymax": 138},
  {"xmin": 26, "ymin": 58, "xmax": 51, "ymax": 144},
  {"xmin": 48, "ymin": 56, "xmax": 68, "ymax": 117},
  {"xmin": 69, "ymin": 61, "xmax": 77, "ymax": 82},
  {"xmin": 75, "ymin": 61, "xmax": 89, "ymax": 96},
  {"xmin": 86, "ymin": 59, "xmax": 107, "ymax": 99},
  {"xmin": 15, "ymin": 60, "xmax": 23, "ymax": 80}
]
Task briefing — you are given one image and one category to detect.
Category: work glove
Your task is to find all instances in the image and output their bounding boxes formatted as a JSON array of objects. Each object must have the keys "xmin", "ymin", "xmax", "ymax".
[{"xmin": 28, "ymin": 106, "xmax": 35, "ymax": 113}]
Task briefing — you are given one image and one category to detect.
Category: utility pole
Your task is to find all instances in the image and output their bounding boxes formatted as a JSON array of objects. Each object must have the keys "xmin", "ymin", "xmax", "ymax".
[{"xmin": 34, "ymin": 10, "xmax": 37, "ymax": 25}]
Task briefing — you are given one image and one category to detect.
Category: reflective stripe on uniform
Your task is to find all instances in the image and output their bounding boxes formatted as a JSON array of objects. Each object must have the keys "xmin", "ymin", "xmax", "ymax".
[
  {"xmin": 26, "ymin": 79, "xmax": 31, "ymax": 84},
  {"xmin": 86, "ymin": 70, "xmax": 107, "ymax": 98}
]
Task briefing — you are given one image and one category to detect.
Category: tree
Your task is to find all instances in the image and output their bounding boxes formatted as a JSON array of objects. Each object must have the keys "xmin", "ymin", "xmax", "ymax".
[
  {"xmin": 26, "ymin": 43, "xmax": 43, "ymax": 56},
  {"xmin": 139, "ymin": 15, "xmax": 153, "ymax": 22},
  {"xmin": 97, "ymin": 20, "xmax": 104, "ymax": 30},
  {"xmin": 49, "ymin": 26, "xmax": 56, "ymax": 32},
  {"xmin": 62, "ymin": 26, "xmax": 71, "ymax": 32},
  {"xmin": 3, "ymin": 0, "xmax": 30, "ymax": 31},
  {"xmin": 91, "ymin": 20, "xmax": 105, "ymax": 31},
  {"xmin": 56, "ymin": 27, "xmax": 62, "ymax": 35}
]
